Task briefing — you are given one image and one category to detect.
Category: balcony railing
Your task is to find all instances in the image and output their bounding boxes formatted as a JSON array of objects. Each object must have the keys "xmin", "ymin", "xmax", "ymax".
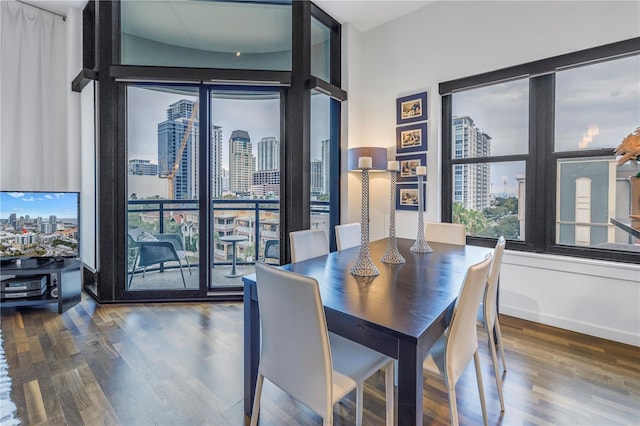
[{"xmin": 128, "ymin": 198, "xmax": 330, "ymax": 268}]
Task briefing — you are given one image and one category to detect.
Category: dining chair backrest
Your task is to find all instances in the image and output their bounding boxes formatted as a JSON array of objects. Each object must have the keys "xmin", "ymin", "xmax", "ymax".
[
  {"xmin": 484, "ymin": 236, "xmax": 506, "ymax": 330},
  {"xmin": 335, "ymin": 223, "xmax": 361, "ymax": 251},
  {"xmin": 254, "ymin": 263, "xmax": 333, "ymax": 419},
  {"xmin": 425, "ymin": 221, "xmax": 466, "ymax": 245},
  {"xmin": 289, "ymin": 229, "xmax": 329, "ymax": 263},
  {"xmin": 445, "ymin": 253, "xmax": 492, "ymax": 384}
]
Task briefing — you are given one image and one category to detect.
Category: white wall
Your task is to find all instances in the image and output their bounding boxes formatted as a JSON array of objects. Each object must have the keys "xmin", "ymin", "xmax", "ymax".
[{"xmin": 345, "ymin": 1, "xmax": 640, "ymax": 346}]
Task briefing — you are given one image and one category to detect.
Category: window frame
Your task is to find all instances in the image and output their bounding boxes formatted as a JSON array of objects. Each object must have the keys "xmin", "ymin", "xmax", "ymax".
[{"xmin": 440, "ymin": 37, "xmax": 640, "ymax": 264}]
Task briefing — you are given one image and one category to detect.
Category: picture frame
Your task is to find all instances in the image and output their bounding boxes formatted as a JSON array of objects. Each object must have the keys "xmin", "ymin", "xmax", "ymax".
[
  {"xmin": 396, "ymin": 153, "xmax": 427, "ymax": 182},
  {"xmin": 396, "ymin": 92, "xmax": 428, "ymax": 124},
  {"xmin": 396, "ymin": 183, "xmax": 427, "ymax": 211},
  {"xmin": 396, "ymin": 122, "xmax": 428, "ymax": 154}
]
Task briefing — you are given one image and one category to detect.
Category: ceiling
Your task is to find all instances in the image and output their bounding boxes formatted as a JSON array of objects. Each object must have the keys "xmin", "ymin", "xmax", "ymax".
[
  {"xmin": 314, "ymin": 0, "xmax": 433, "ymax": 33},
  {"xmin": 29, "ymin": 0, "xmax": 433, "ymax": 34}
]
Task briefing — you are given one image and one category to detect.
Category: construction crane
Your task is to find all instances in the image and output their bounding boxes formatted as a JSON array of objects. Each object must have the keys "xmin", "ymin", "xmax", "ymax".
[{"xmin": 161, "ymin": 100, "xmax": 199, "ymax": 200}]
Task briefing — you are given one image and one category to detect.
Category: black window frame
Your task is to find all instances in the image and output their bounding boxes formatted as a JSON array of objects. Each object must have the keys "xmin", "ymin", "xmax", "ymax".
[
  {"xmin": 79, "ymin": 0, "xmax": 346, "ymax": 302},
  {"xmin": 440, "ymin": 37, "xmax": 640, "ymax": 264}
]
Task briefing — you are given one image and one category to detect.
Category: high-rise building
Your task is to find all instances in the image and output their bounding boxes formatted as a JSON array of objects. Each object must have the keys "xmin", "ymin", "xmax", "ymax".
[
  {"xmin": 49, "ymin": 215, "xmax": 57, "ymax": 224},
  {"xmin": 252, "ymin": 170, "xmax": 280, "ymax": 197},
  {"xmin": 9, "ymin": 213, "xmax": 16, "ymax": 228},
  {"xmin": 321, "ymin": 139, "xmax": 330, "ymax": 195},
  {"xmin": 229, "ymin": 130, "xmax": 255, "ymax": 195},
  {"xmin": 221, "ymin": 167, "xmax": 229, "ymax": 193},
  {"xmin": 128, "ymin": 159, "xmax": 158, "ymax": 176},
  {"xmin": 211, "ymin": 125, "xmax": 223, "ymax": 197},
  {"xmin": 257, "ymin": 137, "xmax": 279, "ymax": 171},
  {"xmin": 452, "ymin": 116, "xmax": 491, "ymax": 211},
  {"xmin": 311, "ymin": 160, "xmax": 323, "ymax": 195},
  {"xmin": 158, "ymin": 99, "xmax": 199, "ymax": 200}
]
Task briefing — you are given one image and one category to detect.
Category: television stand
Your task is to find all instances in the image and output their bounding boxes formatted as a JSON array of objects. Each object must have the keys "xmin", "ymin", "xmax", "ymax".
[{"xmin": 0, "ymin": 258, "xmax": 81, "ymax": 313}]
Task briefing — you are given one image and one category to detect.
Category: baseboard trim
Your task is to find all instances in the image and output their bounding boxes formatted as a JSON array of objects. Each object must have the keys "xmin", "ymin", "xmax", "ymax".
[{"xmin": 502, "ymin": 304, "xmax": 640, "ymax": 347}]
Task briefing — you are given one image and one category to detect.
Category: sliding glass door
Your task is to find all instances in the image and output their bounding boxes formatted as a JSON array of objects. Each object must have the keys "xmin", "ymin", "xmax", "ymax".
[
  {"xmin": 209, "ymin": 88, "xmax": 281, "ymax": 291},
  {"xmin": 125, "ymin": 84, "xmax": 281, "ymax": 296}
]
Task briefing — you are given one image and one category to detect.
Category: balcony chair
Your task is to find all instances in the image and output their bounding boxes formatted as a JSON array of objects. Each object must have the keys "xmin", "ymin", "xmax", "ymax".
[
  {"xmin": 260, "ymin": 239, "xmax": 280, "ymax": 265},
  {"xmin": 478, "ymin": 236, "xmax": 507, "ymax": 411},
  {"xmin": 425, "ymin": 221, "xmax": 467, "ymax": 245},
  {"xmin": 251, "ymin": 263, "xmax": 394, "ymax": 426},
  {"xmin": 423, "ymin": 254, "xmax": 492, "ymax": 426},
  {"xmin": 128, "ymin": 230, "xmax": 191, "ymax": 288},
  {"xmin": 289, "ymin": 229, "xmax": 329, "ymax": 263},
  {"xmin": 334, "ymin": 223, "xmax": 361, "ymax": 251}
]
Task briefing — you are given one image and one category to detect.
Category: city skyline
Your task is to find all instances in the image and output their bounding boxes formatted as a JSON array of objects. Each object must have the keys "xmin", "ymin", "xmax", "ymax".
[
  {"xmin": 0, "ymin": 192, "xmax": 78, "ymax": 219},
  {"xmin": 127, "ymin": 85, "xmax": 330, "ymax": 170}
]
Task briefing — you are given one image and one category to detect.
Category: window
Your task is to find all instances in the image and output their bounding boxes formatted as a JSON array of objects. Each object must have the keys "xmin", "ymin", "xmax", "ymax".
[
  {"xmin": 450, "ymin": 79, "xmax": 528, "ymax": 241},
  {"xmin": 120, "ymin": 0, "xmax": 292, "ymax": 71},
  {"xmin": 441, "ymin": 39, "xmax": 640, "ymax": 263}
]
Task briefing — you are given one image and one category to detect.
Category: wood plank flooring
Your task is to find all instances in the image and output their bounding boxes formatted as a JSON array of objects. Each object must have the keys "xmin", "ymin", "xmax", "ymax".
[{"xmin": 1, "ymin": 292, "xmax": 638, "ymax": 425}]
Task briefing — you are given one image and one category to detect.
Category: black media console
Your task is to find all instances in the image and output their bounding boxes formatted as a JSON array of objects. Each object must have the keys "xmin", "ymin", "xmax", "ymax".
[{"xmin": 0, "ymin": 258, "xmax": 81, "ymax": 313}]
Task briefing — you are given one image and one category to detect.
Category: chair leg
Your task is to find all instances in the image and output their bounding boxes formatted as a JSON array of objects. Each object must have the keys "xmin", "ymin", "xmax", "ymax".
[
  {"xmin": 178, "ymin": 263, "xmax": 186, "ymax": 288},
  {"xmin": 385, "ymin": 361, "xmax": 394, "ymax": 426},
  {"xmin": 495, "ymin": 320, "xmax": 507, "ymax": 372},
  {"xmin": 356, "ymin": 383, "xmax": 363, "ymax": 426},
  {"xmin": 447, "ymin": 383, "xmax": 459, "ymax": 426},
  {"xmin": 250, "ymin": 373, "xmax": 264, "ymax": 426},
  {"xmin": 473, "ymin": 351, "xmax": 489, "ymax": 426},
  {"xmin": 487, "ymin": 332, "xmax": 505, "ymax": 411},
  {"xmin": 183, "ymin": 256, "xmax": 192, "ymax": 275},
  {"xmin": 128, "ymin": 252, "xmax": 140, "ymax": 289}
]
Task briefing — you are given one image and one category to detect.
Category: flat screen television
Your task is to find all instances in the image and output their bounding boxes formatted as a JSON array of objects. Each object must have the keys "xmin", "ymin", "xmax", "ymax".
[{"xmin": 0, "ymin": 191, "xmax": 79, "ymax": 268}]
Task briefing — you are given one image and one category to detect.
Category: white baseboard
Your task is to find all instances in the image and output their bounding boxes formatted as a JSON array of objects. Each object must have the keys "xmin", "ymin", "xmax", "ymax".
[{"xmin": 501, "ymin": 304, "xmax": 640, "ymax": 347}]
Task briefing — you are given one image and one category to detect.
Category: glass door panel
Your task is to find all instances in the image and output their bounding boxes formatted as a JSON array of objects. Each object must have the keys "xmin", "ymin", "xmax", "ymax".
[
  {"xmin": 209, "ymin": 88, "xmax": 281, "ymax": 290},
  {"xmin": 310, "ymin": 90, "xmax": 333, "ymax": 246},
  {"xmin": 126, "ymin": 85, "xmax": 200, "ymax": 292}
]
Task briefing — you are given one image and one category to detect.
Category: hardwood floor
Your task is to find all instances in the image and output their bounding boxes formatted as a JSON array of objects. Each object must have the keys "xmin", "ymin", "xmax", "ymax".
[{"xmin": 1, "ymin": 292, "xmax": 638, "ymax": 425}]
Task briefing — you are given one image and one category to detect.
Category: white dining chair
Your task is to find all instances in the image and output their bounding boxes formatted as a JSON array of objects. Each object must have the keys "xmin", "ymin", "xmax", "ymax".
[
  {"xmin": 251, "ymin": 263, "xmax": 394, "ymax": 426},
  {"xmin": 423, "ymin": 254, "xmax": 492, "ymax": 426},
  {"xmin": 425, "ymin": 221, "xmax": 466, "ymax": 245},
  {"xmin": 335, "ymin": 223, "xmax": 361, "ymax": 251},
  {"xmin": 289, "ymin": 229, "xmax": 329, "ymax": 263},
  {"xmin": 478, "ymin": 236, "xmax": 507, "ymax": 411}
]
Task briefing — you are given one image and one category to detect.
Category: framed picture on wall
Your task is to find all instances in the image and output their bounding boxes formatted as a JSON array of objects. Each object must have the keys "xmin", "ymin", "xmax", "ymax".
[
  {"xmin": 396, "ymin": 183, "xmax": 427, "ymax": 211},
  {"xmin": 396, "ymin": 122, "xmax": 427, "ymax": 154},
  {"xmin": 396, "ymin": 153, "xmax": 427, "ymax": 182},
  {"xmin": 396, "ymin": 92, "xmax": 428, "ymax": 124}
]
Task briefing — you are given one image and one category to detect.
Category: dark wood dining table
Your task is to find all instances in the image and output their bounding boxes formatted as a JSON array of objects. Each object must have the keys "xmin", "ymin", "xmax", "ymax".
[{"xmin": 243, "ymin": 237, "xmax": 492, "ymax": 425}]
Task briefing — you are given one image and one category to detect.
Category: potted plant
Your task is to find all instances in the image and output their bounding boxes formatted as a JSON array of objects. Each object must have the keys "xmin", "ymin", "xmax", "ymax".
[{"xmin": 614, "ymin": 127, "xmax": 640, "ymax": 224}]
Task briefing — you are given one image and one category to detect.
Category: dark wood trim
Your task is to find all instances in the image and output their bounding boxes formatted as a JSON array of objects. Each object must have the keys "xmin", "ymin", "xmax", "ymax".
[
  {"xmin": 110, "ymin": 65, "xmax": 292, "ymax": 86},
  {"xmin": 282, "ymin": 0, "xmax": 312, "ymax": 264},
  {"xmin": 96, "ymin": 0, "xmax": 119, "ymax": 302},
  {"xmin": 440, "ymin": 37, "xmax": 640, "ymax": 94},
  {"xmin": 441, "ymin": 94, "xmax": 452, "ymax": 222},
  {"xmin": 71, "ymin": 68, "xmax": 98, "ymax": 92},
  {"xmin": 82, "ymin": 0, "xmax": 95, "ymax": 70},
  {"xmin": 328, "ymin": 98, "xmax": 341, "ymax": 251},
  {"xmin": 308, "ymin": 76, "xmax": 347, "ymax": 101},
  {"xmin": 198, "ymin": 86, "xmax": 211, "ymax": 295},
  {"xmin": 449, "ymin": 154, "xmax": 529, "ymax": 165},
  {"xmin": 529, "ymin": 74, "xmax": 553, "ymax": 253}
]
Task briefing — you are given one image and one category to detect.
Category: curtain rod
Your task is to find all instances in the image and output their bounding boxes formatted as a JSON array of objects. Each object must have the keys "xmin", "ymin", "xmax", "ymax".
[{"xmin": 16, "ymin": 0, "xmax": 67, "ymax": 21}]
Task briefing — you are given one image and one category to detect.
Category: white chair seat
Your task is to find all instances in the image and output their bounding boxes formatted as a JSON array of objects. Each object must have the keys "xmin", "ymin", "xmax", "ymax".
[{"xmin": 330, "ymin": 333, "xmax": 391, "ymax": 395}]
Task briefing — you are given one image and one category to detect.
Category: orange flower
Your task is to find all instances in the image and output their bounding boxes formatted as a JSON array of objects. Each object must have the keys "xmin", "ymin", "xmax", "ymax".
[{"xmin": 614, "ymin": 127, "xmax": 640, "ymax": 165}]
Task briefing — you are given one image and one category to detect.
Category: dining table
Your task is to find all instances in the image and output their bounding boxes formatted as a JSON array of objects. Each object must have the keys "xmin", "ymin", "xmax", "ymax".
[{"xmin": 243, "ymin": 237, "xmax": 492, "ymax": 425}]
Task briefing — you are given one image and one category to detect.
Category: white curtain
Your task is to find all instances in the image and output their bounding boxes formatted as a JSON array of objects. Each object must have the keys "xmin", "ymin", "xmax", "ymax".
[{"xmin": 0, "ymin": 1, "xmax": 68, "ymax": 191}]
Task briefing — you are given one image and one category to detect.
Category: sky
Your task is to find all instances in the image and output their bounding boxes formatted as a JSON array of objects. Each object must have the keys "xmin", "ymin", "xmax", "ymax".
[
  {"xmin": 0, "ymin": 192, "xmax": 79, "ymax": 219},
  {"xmin": 127, "ymin": 86, "xmax": 330, "ymax": 169},
  {"xmin": 452, "ymin": 54, "xmax": 639, "ymax": 196}
]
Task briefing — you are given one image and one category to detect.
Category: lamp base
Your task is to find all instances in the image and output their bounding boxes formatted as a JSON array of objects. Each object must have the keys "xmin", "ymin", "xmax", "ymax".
[{"xmin": 410, "ymin": 239, "xmax": 433, "ymax": 253}]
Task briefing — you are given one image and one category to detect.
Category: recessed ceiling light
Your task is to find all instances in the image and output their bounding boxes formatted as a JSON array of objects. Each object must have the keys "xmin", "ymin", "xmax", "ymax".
[{"xmin": 236, "ymin": 52, "xmax": 241, "ymax": 57}]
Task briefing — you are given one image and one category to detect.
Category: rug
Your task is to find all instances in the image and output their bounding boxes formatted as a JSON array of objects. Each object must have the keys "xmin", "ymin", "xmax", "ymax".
[{"xmin": 0, "ymin": 329, "xmax": 20, "ymax": 425}]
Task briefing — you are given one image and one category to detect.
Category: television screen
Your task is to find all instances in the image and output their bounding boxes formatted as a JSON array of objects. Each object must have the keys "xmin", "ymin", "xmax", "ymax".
[{"xmin": 0, "ymin": 191, "xmax": 79, "ymax": 260}]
